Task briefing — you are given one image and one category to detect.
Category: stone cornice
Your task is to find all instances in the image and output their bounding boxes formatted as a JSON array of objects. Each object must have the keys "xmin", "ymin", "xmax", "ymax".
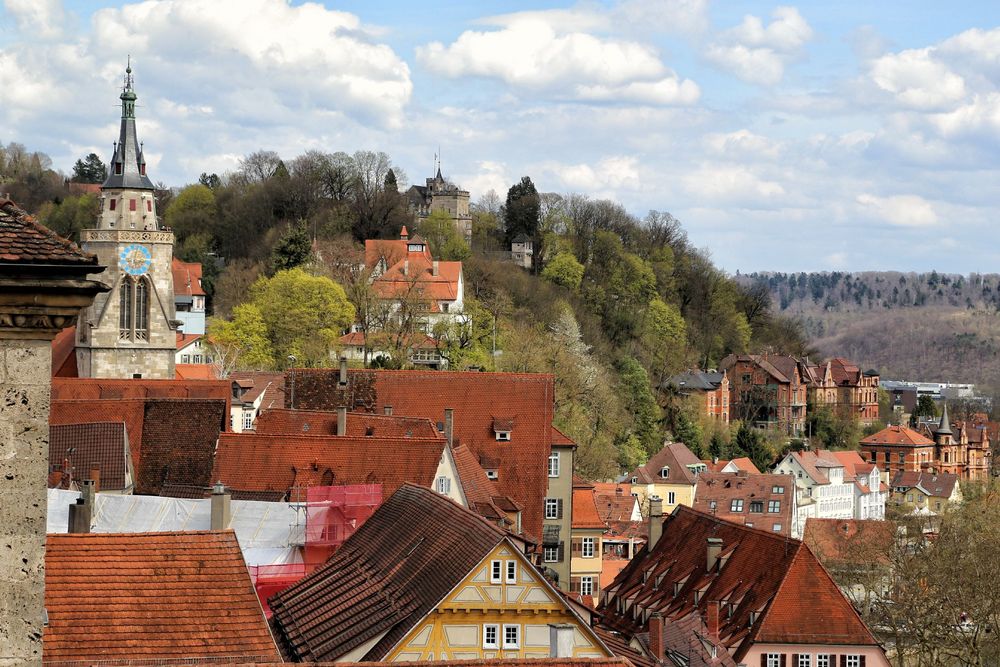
[
  {"xmin": 82, "ymin": 229, "xmax": 173, "ymax": 244},
  {"xmin": 0, "ymin": 276, "xmax": 110, "ymax": 340}
]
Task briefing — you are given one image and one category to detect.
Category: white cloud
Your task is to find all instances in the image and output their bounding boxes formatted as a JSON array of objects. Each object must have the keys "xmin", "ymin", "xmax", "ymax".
[
  {"xmin": 705, "ymin": 6, "xmax": 813, "ymax": 85},
  {"xmin": 456, "ymin": 160, "xmax": 511, "ymax": 201},
  {"xmin": 705, "ymin": 129, "xmax": 782, "ymax": 159},
  {"xmin": 541, "ymin": 155, "xmax": 642, "ymax": 193},
  {"xmin": 613, "ymin": 0, "xmax": 710, "ymax": 36},
  {"xmin": 682, "ymin": 165, "xmax": 785, "ymax": 205},
  {"xmin": 856, "ymin": 193, "xmax": 938, "ymax": 227},
  {"xmin": 3, "ymin": 0, "xmax": 66, "ymax": 39},
  {"xmin": 416, "ymin": 12, "xmax": 699, "ymax": 105},
  {"xmin": 870, "ymin": 48, "xmax": 966, "ymax": 110}
]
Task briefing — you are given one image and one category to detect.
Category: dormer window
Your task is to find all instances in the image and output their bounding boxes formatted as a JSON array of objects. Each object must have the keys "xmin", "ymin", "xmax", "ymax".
[
  {"xmin": 486, "ymin": 469, "xmax": 498, "ymax": 480},
  {"xmin": 496, "ymin": 431, "xmax": 511, "ymax": 441},
  {"xmin": 492, "ymin": 417, "xmax": 514, "ymax": 441},
  {"xmin": 115, "ymin": 162, "xmax": 122, "ymax": 175},
  {"xmin": 407, "ymin": 243, "xmax": 423, "ymax": 252},
  {"xmin": 630, "ymin": 476, "xmax": 638, "ymax": 484},
  {"xmin": 660, "ymin": 466, "xmax": 670, "ymax": 479},
  {"xmin": 140, "ymin": 163, "xmax": 146, "ymax": 176}
]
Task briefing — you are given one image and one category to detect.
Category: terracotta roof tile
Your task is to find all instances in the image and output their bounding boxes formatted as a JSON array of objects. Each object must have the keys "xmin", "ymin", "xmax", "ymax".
[
  {"xmin": 51, "ymin": 326, "xmax": 78, "ymax": 377},
  {"xmin": 171, "ymin": 257, "xmax": 206, "ymax": 296},
  {"xmin": 50, "ymin": 399, "xmax": 146, "ymax": 470},
  {"xmin": 269, "ymin": 484, "xmax": 509, "ymax": 661},
  {"xmin": 630, "ymin": 442, "xmax": 703, "ymax": 485},
  {"xmin": 573, "ymin": 484, "xmax": 606, "ymax": 529},
  {"xmin": 692, "ymin": 472, "xmax": 795, "ymax": 536},
  {"xmin": 286, "ymin": 369, "xmax": 555, "ymax": 539},
  {"xmin": 255, "ymin": 408, "xmax": 440, "ymax": 439},
  {"xmin": 49, "ymin": 422, "xmax": 130, "ymax": 491},
  {"xmin": 174, "ymin": 659, "xmax": 633, "ymax": 667},
  {"xmin": 451, "ymin": 443, "xmax": 520, "ymax": 524},
  {"xmin": 599, "ymin": 506, "xmax": 880, "ymax": 661},
  {"xmin": 52, "ymin": 377, "xmax": 232, "ymax": 403},
  {"xmin": 803, "ymin": 518, "xmax": 895, "ymax": 568},
  {"xmin": 0, "ymin": 199, "xmax": 98, "ymax": 265},
  {"xmin": 44, "ymin": 531, "xmax": 279, "ymax": 662},
  {"xmin": 136, "ymin": 399, "xmax": 229, "ymax": 495},
  {"xmin": 890, "ymin": 470, "xmax": 959, "ymax": 498},
  {"xmin": 861, "ymin": 424, "xmax": 935, "ymax": 447},
  {"xmin": 212, "ymin": 432, "xmax": 447, "ymax": 500}
]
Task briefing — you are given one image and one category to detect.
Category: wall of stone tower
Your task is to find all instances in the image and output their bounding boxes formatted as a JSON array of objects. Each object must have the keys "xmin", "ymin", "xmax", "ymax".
[
  {"xmin": 76, "ymin": 228, "xmax": 176, "ymax": 379},
  {"xmin": 429, "ymin": 192, "xmax": 472, "ymax": 245},
  {"xmin": 98, "ymin": 189, "xmax": 158, "ymax": 230}
]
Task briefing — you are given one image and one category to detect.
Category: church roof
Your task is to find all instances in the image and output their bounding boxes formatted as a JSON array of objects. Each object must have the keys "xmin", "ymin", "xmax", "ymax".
[
  {"xmin": 935, "ymin": 403, "xmax": 953, "ymax": 436},
  {"xmin": 102, "ymin": 65, "xmax": 156, "ymax": 190}
]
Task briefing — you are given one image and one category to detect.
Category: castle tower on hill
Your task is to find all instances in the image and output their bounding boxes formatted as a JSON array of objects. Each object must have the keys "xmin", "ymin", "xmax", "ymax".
[
  {"xmin": 405, "ymin": 158, "xmax": 472, "ymax": 245},
  {"xmin": 75, "ymin": 64, "xmax": 177, "ymax": 379}
]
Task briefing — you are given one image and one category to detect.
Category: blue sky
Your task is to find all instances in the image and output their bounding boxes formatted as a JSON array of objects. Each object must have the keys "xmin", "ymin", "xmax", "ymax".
[{"xmin": 2, "ymin": 0, "xmax": 999, "ymax": 273}]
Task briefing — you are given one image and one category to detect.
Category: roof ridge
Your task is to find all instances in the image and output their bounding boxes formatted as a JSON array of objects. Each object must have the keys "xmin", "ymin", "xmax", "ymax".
[{"xmin": 675, "ymin": 505, "xmax": 801, "ymax": 547}]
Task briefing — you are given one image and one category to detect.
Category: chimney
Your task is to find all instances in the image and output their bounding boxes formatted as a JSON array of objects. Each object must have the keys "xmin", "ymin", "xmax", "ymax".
[
  {"xmin": 706, "ymin": 600, "xmax": 720, "ymax": 641},
  {"xmin": 383, "ymin": 405, "xmax": 393, "ymax": 416},
  {"xmin": 81, "ymin": 478, "xmax": 96, "ymax": 511},
  {"xmin": 67, "ymin": 498, "xmax": 91, "ymax": 534},
  {"xmin": 339, "ymin": 356, "xmax": 348, "ymax": 386},
  {"xmin": 548, "ymin": 623, "xmax": 575, "ymax": 658},
  {"xmin": 432, "ymin": 260, "xmax": 440, "ymax": 276},
  {"xmin": 706, "ymin": 537, "xmax": 723, "ymax": 572},
  {"xmin": 444, "ymin": 408, "xmax": 454, "ymax": 447},
  {"xmin": 648, "ymin": 613, "xmax": 664, "ymax": 662},
  {"xmin": 210, "ymin": 481, "xmax": 231, "ymax": 531},
  {"xmin": 89, "ymin": 465, "xmax": 101, "ymax": 493},
  {"xmin": 337, "ymin": 406, "xmax": 347, "ymax": 436},
  {"xmin": 403, "ymin": 259, "xmax": 409, "ymax": 276},
  {"xmin": 648, "ymin": 496, "xmax": 664, "ymax": 548}
]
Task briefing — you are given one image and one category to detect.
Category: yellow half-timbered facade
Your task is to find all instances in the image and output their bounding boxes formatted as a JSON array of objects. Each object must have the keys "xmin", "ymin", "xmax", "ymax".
[{"xmin": 386, "ymin": 540, "xmax": 611, "ymax": 661}]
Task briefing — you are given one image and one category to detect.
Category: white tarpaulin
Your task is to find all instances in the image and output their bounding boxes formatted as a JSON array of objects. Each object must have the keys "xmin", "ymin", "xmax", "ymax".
[{"xmin": 47, "ymin": 488, "xmax": 304, "ymax": 566}]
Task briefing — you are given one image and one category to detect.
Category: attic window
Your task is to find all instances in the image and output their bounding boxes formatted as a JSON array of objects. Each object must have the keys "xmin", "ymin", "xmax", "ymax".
[
  {"xmin": 407, "ymin": 243, "xmax": 423, "ymax": 252},
  {"xmin": 486, "ymin": 470, "xmax": 499, "ymax": 480},
  {"xmin": 496, "ymin": 431, "xmax": 511, "ymax": 442},
  {"xmin": 115, "ymin": 162, "xmax": 122, "ymax": 175},
  {"xmin": 630, "ymin": 476, "xmax": 638, "ymax": 484},
  {"xmin": 660, "ymin": 466, "xmax": 670, "ymax": 479}
]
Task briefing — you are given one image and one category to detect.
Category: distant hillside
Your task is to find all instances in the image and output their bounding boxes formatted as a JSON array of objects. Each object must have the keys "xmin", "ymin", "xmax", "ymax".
[{"xmin": 737, "ymin": 271, "xmax": 1000, "ymax": 390}]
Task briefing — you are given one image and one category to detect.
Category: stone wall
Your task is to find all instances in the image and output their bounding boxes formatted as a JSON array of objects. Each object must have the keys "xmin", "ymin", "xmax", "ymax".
[{"xmin": 0, "ymin": 339, "xmax": 50, "ymax": 665}]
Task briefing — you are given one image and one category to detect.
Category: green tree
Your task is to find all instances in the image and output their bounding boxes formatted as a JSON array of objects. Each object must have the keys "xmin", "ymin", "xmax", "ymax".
[
  {"xmin": 384, "ymin": 168, "xmax": 398, "ymax": 192},
  {"xmin": 207, "ymin": 303, "xmax": 275, "ymax": 374},
  {"xmin": 673, "ymin": 410, "xmax": 704, "ymax": 458},
  {"xmin": 639, "ymin": 297, "xmax": 687, "ymax": 382},
  {"xmin": 807, "ymin": 406, "xmax": 862, "ymax": 450},
  {"xmin": 164, "ymin": 184, "xmax": 217, "ymax": 242},
  {"xmin": 541, "ymin": 251, "xmax": 584, "ymax": 290},
  {"xmin": 198, "ymin": 172, "xmax": 222, "ymax": 190},
  {"xmin": 250, "ymin": 268, "xmax": 355, "ymax": 367},
  {"xmin": 418, "ymin": 209, "xmax": 470, "ymax": 261},
  {"xmin": 37, "ymin": 194, "xmax": 99, "ymax": 242},
  {"xmin": 71, "ymin": 153, "xmax": 107, "ymax": 183},
  {"xmin": 732, "ymin": 422, "xmax": 773, "ymax": 473},
  {"xmin": 616, "ymin": 356, "xmax": 662, "ymax": 456},
  {"xmin": 912, "ymin": 395, "xmax": 938, "ymax": 423},
  {"xmin": 270, "ymin": 221, "xmax": 312, "ymax": 273},
  {"xmin": 503, "ymin": 176, "xmax": 540, "ymax": 244}
]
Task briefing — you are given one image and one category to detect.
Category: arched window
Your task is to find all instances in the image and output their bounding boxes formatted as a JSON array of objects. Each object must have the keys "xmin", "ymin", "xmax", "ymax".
[
  {"xmin": 134, "ymin": 278, "xmax": 149, "ymax": 340},
  {"xmin": 119, "ymin": 278, "xmax": 132, "ymax": 339}
]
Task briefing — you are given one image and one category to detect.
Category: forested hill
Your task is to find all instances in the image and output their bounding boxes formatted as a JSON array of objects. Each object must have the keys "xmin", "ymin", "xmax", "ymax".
[{"xmin": 738, "ymin": 271, "xmax": 1000, "ymax": 390}]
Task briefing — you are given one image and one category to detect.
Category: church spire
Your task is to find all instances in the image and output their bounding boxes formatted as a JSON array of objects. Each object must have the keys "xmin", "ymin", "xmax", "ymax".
[
  {"xmin": 936, "ymin": 402, "xmax": 953, "ymax": 436},
  {"xmin": 103, "ymin": 60, "xmax": 155, "ymax": 191}
]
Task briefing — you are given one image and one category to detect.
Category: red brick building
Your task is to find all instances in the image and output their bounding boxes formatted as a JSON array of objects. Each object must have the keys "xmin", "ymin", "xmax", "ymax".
[
  {"xmin": 859, "ymin": 425, "xmax": 937, "ymax": 479},
  {"xmin": 720, "ymin": 354, "xmax": 808, "ymax": 435}
]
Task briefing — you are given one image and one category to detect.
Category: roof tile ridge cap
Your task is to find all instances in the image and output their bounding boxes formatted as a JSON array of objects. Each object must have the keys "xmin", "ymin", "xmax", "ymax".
[{"xmin": 406, "ymin": 482, "xmax": 510, "ymax": 539}]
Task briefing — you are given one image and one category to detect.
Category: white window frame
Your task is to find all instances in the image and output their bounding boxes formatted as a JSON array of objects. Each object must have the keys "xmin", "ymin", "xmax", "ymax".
[
  {"xmin": 496, "ymin": 431, "xmax": 511, "ymax": 441},
  {"xmin": 798, "ymin": 655, "xmax": 812, "ymax": 667},
  {"xmin": 667, "ymin": 491, "xmax": 676, "ymax": 505},
  {"xmin": 548, "ymin": 452, "xmax": 560, "ymax": 477},
  {"xmin": 483, "ymin": 624, "xmax": 499, "ymax": 649},
  {"xmin": 582, "ymin": 536, "xmax": 595, "ymax": 558},
  {"xmin": 242, "ymin": 411, "xmax": 253, "ymax": 431},
  {"xmin": 816, "ymin": 656, "xmax": 831, "ymax": 667},
  {"xmin": 731, "ymin": 499, "xmax": 743, "ymax": 512},
  {"xmin": 768, "ymin": 500, "xmax": 781, "ymax": 513},
  {"xmin": 543, "ymin": 545, "xmax": 559, "ymax": 562},
  {"xmin": 766, "ymin": 654, "xmax": 781, "ymax": 667},
  {"xmin": 505, "ymin": 560, "xmax": 517, "ymax": 584},
  {"xmin": 773, "ymin": 523, "xmax": 783, "ymax": 532},
  {"xmin": 490, "ymin": 560, "xmax": 502, "ymax": 584},
  {"xmin": 580, "ymin": 575, "xmax": 594, "ymax": 596},
  {"xmin": 436, "ymin": 476, "xmax": 451, "ymax": 494},
  {"xmin": 845, "ymin": 656, "xmax": 861, "ymax": 667},
  {"xmin": 544, "ymin": 498, "xmax": 559, "ymax": 519},
  {"xmin": 502, "ymin": 624, "xmax": 520, "ymax": 649}
]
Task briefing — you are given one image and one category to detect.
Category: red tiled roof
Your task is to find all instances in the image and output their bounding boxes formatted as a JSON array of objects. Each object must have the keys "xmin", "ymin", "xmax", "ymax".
[
  {"xmin": 269, "ymin": 484, "xmax": 510, "ymax": 661},
  {"xmin": 52, "ymin": 377, "xmax": 231, "ymax": 403},
  {"xmin": 552, "ymin": 425, "xmax": 576, "ymax": 446},
  {"xmin": 230, "ymin": 371, "xmax": 285, "ymax": 408},
  {"xmin": 338, "ymin": 331, "xmax": 438, "ymax": 349},
  {"xmin": 829, "ymin": 449, "xmax": 869, "ymax": 479},
  {"xmin": 692, "ymin": 472, "xmax": 796, "ymax": 536},
  {"xmin": 890, "ymin": 470, "xmax": 960, "ymax": 498},
  {"xmin": 136, "ymin": 399, "xmax": 229, "ymax": 495},
  {"xmin": 861, "ymin": 425, "xmax": 935, "ymax": 447},
  {"xmin": 803, "ymin": 518, "xmax": 895, "ymax": 568},
  {"xmin": 50, "ymin": 399, "xmax": 146, "ymax": 470},
  {"xmin": 211, "ymin": 432, "xmax": 447, "ymax": 499},
  {"xmin": 286, "ymin": 369, "xmax": 556, "ymax": 539},
  {"xmin": 599, "ymin": 506, "xmax": 879, "ymax": 660},
  {"xmin": 176, "ymin": 332, "xmax": 202, "ymax": 350},
  {"xmin": 451, "ymin": 443, "xmax": 519, "ymax": 524},
  {"xmin": 175, "ymin": 363, "xmax": 218, "ymax": 379},
  {"xmin": 51, "ymin": 326, "xmax": 77, "ymax": 377},
  {"xmin": 364, "ymin": 237, "xmax": 462, "ymax": 309},
  {"xmin": 44, "ymin": 531, "xmax": 279, "ymax": 662},
  {"xmin": 171, "ymin": 257, "xmax": 206, "ymax": 296},
  {"xmin": 255, "ymin": 407, "xmax": 441, "ymax": 439},
  {"xmin": 574, "ymin": 483, "xmax": 606, "ymax": 529},
  {"xmin": 177, "ymin": 659, "xmax": 633, "ymax": 667},
  {"xmin": 630, "ymin": 442, "xmax": 703, "ymax": 485},
  {"xmin": 704, "ymin": 457, "xmax": 762, "ymax": 474},
  {"xmin": 0, "ymin": 199, "xmax": 97, "ymax": 265},
  {"xmin": 49, "ymin": 422, "xmax": 130, "ymax": 491}
]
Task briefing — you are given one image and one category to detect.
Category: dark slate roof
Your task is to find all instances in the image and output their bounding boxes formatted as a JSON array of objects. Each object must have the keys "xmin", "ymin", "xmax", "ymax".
[
  {"xmin": 49, "ymin": 422, "xmax": 129, "ymax": 491},
  {"xmin": 666, "ymin": 370, "xmax": 724, "ymax": 392},
  {"xmin": 511, "ymin": 233, "xmax": 532, "ymax": 244},
  {"xmin": 934, "ymin": 403, "xmax": 953, "ymax": 436},
  {"xmin": 134, "ymin": 399, "xmax": 228, "ymax": 495},
  {"xmin": 102, "ymin": 67, "xmax": 155, "ymax": 190},
  {"xmin": 269, "ymin": 484, "xmax": 509, "ymax": 662},
  {"xmin": 0, "ymin": 200, "xmax": 98, "ymax": 265}
]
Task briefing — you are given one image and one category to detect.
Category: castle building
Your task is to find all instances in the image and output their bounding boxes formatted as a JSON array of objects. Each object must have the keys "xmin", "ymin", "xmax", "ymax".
[
  {"xmin": 405, "ymin": 164, "xmax": 472, "ymax": 245},
  {"xmin": 75, "ymin": 65, "xmax": 177, "ymax": 379}
]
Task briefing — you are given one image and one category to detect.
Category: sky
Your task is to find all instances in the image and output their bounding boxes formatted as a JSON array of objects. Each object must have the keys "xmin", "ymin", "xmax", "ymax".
[{"xmin": 1, "ymin": 0, "xmax": 999, "ymax": 273}]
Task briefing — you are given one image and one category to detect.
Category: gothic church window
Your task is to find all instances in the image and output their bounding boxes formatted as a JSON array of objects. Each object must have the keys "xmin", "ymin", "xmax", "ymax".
[{"xmin": 118, "ymin": 275, "xmax": 151, "ymax": 342}]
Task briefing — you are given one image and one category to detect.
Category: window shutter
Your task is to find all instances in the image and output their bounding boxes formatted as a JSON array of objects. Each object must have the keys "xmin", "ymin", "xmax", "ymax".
[
  {"xmin": 840, "ymin": 657, "xmax": 846, "ymax": 667},
  {"xmin": 558, "ymin": 541, "xmax": 565, "ymax": 561},
  {"xmin": 572, "ymin": 539, "xmax": 582, "ymax": 555},
  {"xmin": 557, "ymin": 498, "xmax": 564, "ymax": 519},
  {"xmin": 791, "ymin": 655, "xmax": 798, "ymax": 667},
  {"xmin": 760, "ymin": 657, "xmax": 767, "ymax": 667},
  {"xmin": 570, "ymin": 577, "xmax": 580, "ymax": 593},
  {"xmin": 860, "ymin": 658, "xmax": 866, "ymax": 667},
  {"xmin": 780, "ymin": 656, "xmax": 786, "ymax": 667}
]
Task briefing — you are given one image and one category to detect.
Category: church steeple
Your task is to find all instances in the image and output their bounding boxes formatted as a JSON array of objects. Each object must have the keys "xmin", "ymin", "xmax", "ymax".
[
  {"xmin": 935, "ymin": 403, "xmax": 953, "ymax": 437},
  {"xmin": 103, "ymin": 60, "xmax": 155, "ymax": 191}
]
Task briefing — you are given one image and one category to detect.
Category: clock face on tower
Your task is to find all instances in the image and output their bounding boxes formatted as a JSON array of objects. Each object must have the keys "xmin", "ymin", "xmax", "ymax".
[{"xmin": 119, "ymin": 244, "xmax": 153, "ymax": 276}]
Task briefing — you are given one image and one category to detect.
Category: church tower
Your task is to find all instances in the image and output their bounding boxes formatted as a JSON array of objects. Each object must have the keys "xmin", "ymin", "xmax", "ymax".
[{"xmin": 75, "ymin": 64, "xmax": 176, "ymax": 378}]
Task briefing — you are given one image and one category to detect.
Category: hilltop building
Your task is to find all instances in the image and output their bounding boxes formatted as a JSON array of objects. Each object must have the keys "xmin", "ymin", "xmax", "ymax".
[
  {"xmin": 75, "ymin": 65, "xmax": 177, "ymax": 379},
  {"xmin": 405, "ymin": 163, "xmax": 472, "ymax": 245}
]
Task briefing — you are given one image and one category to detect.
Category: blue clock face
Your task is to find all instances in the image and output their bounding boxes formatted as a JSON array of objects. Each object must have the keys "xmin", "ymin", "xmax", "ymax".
[{"xmin": 119, "ymin": 244, "xmax": 152, "ymax": 276}]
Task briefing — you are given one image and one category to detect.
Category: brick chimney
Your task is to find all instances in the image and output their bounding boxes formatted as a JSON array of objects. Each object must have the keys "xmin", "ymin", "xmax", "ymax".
[
  {"xmin": 403, "ymin": 259, "xmax": 409, "ymax": 276},
  {"xmin": 384, "ymin": 405, "xmax": 393, "ymax": 416},
  {"xmin": 444, "ymin": 408, "xmax": 454, "ymax": 447},
  {"xmin": 548, "ymin": 623, "xmax": 575, "ymax": 658},
  {"xmin": 433, "ymin": 260, "xmax": 440, "ymax": 276},
  {"xmin": 337, "ymin": 406, "xmax": 347, "ymax": 436},
  {"xmin": 707, "ymin": 537, "xmax": 723, "ymax": 572},
  {"xmin": 648, "ymin": 612, "xmax": 664, "ymax": 662},
  {"xmin": 706, "ymin": 600, "xmax": 720, "ymax": 641},
  {"xmin": 210, "ymin": 481, "xmax": 231, "ymax": 531},
  {"xmin": 648, "ymin": 496, "xmax": 664, "ymax": 548},
  {"xmin": 89, "ymin": 465, "xmax": 101, "ymax": 493}
]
